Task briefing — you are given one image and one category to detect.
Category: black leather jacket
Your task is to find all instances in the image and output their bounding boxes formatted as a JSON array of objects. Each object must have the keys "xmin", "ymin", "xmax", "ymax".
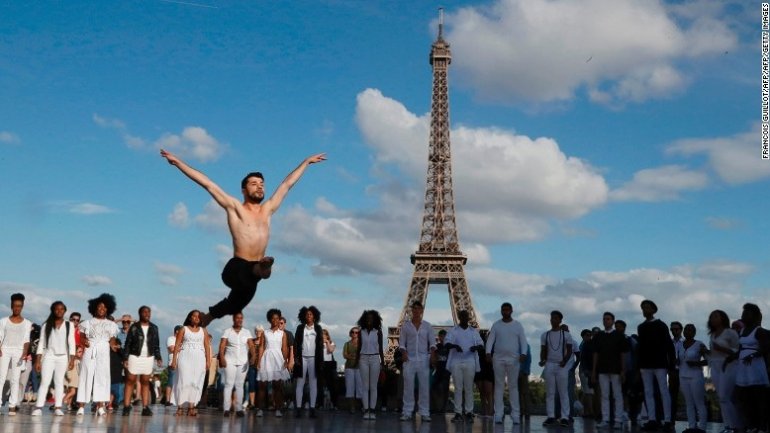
[{"xmin": 122, "ymin": 321, "xmax": 163, "ymax": 362}]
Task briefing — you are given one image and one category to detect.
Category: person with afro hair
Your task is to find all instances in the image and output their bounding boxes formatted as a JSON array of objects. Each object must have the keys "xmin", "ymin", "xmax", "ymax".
[{"xmin": 76, "ymin": 293, "xmax": 120, "ymax": 416}]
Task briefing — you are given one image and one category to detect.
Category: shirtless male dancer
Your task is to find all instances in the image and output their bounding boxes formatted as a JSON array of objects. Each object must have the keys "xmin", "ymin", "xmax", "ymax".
[{"xmin": 160, "ymin": 149, "xmax": 326, "ymax": 327}]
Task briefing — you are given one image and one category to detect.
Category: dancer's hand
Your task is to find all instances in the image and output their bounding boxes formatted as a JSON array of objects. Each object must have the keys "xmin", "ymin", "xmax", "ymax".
[
  {"xmin": 160, "ymin": 149, "xmax": 180, "ymax": 165},
  {"xmin": 305, "ymin": 153, "xmax": 327, "ymax": 165}
]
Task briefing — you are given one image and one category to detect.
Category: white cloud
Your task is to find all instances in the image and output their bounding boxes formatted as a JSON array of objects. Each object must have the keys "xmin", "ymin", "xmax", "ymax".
[
  {"xmin": 155, "ymin": 262, "xmax": 183, "ymax": 286},
  {"xmin": 168, "ymin": 202, "xmax": 190, "ymax": 228},
  {"xmin": 82, "ymin": 275, "xmax": 113, "ymax": 286},
  {"xmin": 194, "ymin": 200, "xmax": 228, "ymax": 232},
  {"xmin": 705, "ymin": 216, "xmax": 741, "ymax": 230},
  {"xmin": 93, "ymin": 113, "xmax": 146, "ymax": 149},
  {"xmin": 610, "ymin": 165, "xmax": 709, "ymax": 202},
  {"xmin": 445, "ymin": 0, "xmax": 737, "ymax": 105},
  {"xmin": 273, "ymin": 89, "xmax": 609, "ymax": 276},
  {"xmin": 46, "ymin": 201, "xmax": 115, "ymax": 215},
  {"xmin": 154, "ymin": 126, "xmax": 225, "ymax": 163},
  {"xmin": 667, "ymin": 126, "xmax": 770, "ymax": 185},
  {"xmin": 0, "ymin": 131, "xmax": 20, "ymax": 144}
]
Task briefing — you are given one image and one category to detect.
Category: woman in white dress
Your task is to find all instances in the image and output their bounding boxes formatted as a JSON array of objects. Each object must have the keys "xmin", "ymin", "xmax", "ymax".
[
  {"xmin": 76, "ymin": 293, "xmax": 119, "ymax": 416},
  {"xmin": 257, "ymin": 308, "xmax": 289, "ymax": 417},
  {"xmin": 171, "ymin": 310, "xmax": 211, "ymax": 416}
]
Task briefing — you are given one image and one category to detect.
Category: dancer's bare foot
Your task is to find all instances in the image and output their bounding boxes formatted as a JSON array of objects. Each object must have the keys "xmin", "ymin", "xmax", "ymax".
[
  {"xmin": 200, "ymin": 312, "xmax": 213, "ymax": 328},
  {"xmin": 253, "ymin": 256, "xmax": 274, "ymax": 279}
]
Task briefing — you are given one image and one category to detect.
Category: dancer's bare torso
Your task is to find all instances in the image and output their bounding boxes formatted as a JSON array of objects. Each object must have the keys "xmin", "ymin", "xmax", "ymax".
[{"xmin": 227, "ymin": 203, "xmax": 270, "ymax": 261}]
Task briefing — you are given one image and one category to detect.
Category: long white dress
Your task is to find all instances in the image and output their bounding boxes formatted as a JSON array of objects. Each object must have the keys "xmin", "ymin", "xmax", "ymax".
[
  {"xmin": 257, "ymin": 328, "xmax": 290, "ymax": 381},
  {"xmin": 173, "ymin": 326, "xmax": 207, "ymax": 406},
  {"xmin": 77, "ymin": 318, "xmax": 118, "ymax": 403}
]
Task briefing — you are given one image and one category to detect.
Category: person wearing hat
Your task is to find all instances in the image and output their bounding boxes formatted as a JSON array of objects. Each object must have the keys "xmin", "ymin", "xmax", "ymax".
[{"xmin": 637, "ymin": 300, "xmax": 676, "ymax": 432}]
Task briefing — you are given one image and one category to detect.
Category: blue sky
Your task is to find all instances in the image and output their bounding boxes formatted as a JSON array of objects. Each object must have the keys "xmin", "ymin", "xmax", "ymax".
[{"xmin": 0, "ymin": 0, "xmax": 766, "ymax": 362}]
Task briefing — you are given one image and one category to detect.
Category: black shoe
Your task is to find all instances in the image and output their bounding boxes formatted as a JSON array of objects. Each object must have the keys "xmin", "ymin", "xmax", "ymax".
[
  {"xmin": 295, "ymin": 408, "xmax": 302, "ymax": 418},
  {"xmin": 641, "ymin": 421, "xmax": 661, "ymax": 431},
  {"xmin": 141, "ymin": 407, "xmax": 152, "ymax": 417},
  {"xmin": 309, "ymin": 408, "xmax": 316, "ymax": 418},
  {"xmin": 223, "ymin": 410, "xmax": 230, "ymax": 417},
  {"xmin": 662, "ymin": 422, "xmax": 675, "ymax": 432},
  {"xmin": 559, "ymin": 418, "xmax": 570, "ymax": 427},
  {"xmin": 236, "ymin": 411, "xmax": 245, "ymax": 418},
  {"xmin": 465, "ymin": 413, "xmax": 475, "ymax": 423},
  {"xmin": 543, "ymin": 417, "xmax": 558, "ymax": 426},
  {"xmin": 122, "ymin": 406, "xmax": 131, "ymax": 416},
  {"xmin": 451, "ymin": 413, "xmax": 463, "ymax": 423},
  {"xmin": 164, "ymin": 401, "xmax": 173, "ymax": 407}
]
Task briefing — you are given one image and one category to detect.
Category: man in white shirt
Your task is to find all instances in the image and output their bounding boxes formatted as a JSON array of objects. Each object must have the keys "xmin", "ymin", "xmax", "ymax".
[
  {"xmin": 446, "ymin": 310, "xmax": 483, "ymax": 423},
  {"xmin": 398, "ymin": 301, "xmax": 435, "ymax": 422},
  {"xmin": 486, "ymin": 302, "xmax": 528, "ymax": 425},
  {"xmin": 0, "ymin": 293, "xmax": 32, "ymax": 415},
  {"xmin": 164, "ymin": 325, "xmax": 181, "ymax": 406},
  {"xmin": 539, "ymin": 310, "xmax": 573, "ymax": 427}
]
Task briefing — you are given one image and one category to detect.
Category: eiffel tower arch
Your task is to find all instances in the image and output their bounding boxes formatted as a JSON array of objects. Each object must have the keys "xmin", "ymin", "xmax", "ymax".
[{"xmin": 386, "ymin": 10, "xmax": 480, "ymax": 362}]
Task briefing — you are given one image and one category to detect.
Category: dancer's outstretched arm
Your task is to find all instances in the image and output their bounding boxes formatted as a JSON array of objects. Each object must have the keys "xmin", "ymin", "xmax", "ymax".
[
  {"xmin": 160, "ymin": 149, "xmax": 238, "ymax": 210},
  {"xmin": 263, "ymin": 153, "xmax": 326, "ymax": 214}
]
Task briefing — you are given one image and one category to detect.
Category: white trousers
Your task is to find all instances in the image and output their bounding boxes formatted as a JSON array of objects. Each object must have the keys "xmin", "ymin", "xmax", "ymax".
[
  {"xmin": 0, "ymin": 349, "xmax": 24, "ymax": 407},
  {"xmin": 35, "ymin": 354, "xmax": 69, "ymax": 408},
  {"xmin": 359, "ymin": 354, "xmax": 380, "ymax": 410},
  {"xmin": 544, "ymin": 362, "xmax": 570, "ymax": 419},
  {"xmin": 599, "ymin": 373, "xmax": 624, "ymax": 423},
  {"xmin": 640, "ymin": 368, "xmax": 671, "ymax": 422},
  {"xmin": 710, "ymin": 359, "xmax": 739, "ymax": 428},
  {"xmin": 344, "ymin": 368, "xmax": 362, "ymax": 398},
  {"xmin": 493, "ymin": 356, "xmax": 521, "ymax": 419},
  {"xmin": 295, "ymin": 356, "xmax": 318, "ymax": 407},
  {"xmin": 222, "ymin": 362, "xmax": 248, "ymax": 411},
  {"xmin": 681, "ymin": 375, "xmax": 706, "ymax": 429},
  {"xmin": 452, "ymin": 359, "xmax": 476, "ymax": 414},
  {"xmin": 402, "ymin": 357, "xmax": 430, "ymax": 417}
]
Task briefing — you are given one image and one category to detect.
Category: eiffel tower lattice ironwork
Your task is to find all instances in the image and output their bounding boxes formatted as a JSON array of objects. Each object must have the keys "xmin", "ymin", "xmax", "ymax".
[{"xmin": 386, "ymin": 10, "xmax": 480, "ymax": 362}]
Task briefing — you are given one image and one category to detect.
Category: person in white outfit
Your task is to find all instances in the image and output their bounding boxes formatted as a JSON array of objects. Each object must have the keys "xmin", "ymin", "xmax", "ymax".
[
  {"xmin": 356, "ymin": 310, "xmax": 384, "ymax": 420},
  {"xmin": 76, "ymin": 293, "xmax": 120, "ymax": 416},
  {"xmin": 398, "ymin": 301, "xmax": 436, "ymax": 422},
  {"xmin": 219, "ymin": 311, "xmax": 255, "ymax": 417},
  {"xmin": 446, "ymin": 310, "xmax": 483, "ymax": 423},
  {"xmin": 705, "ymin": 310, "xmax": 740, "ymax": 433},
  {"xmin": 171, "ymin": 310, "xmax": 211, "ymax": 417},
  {"xmin": 31, "ymin": 301, "xmax": 76, "ymax": 417},
  {"xmin": 730, "ymin": 303, "xmax": 770, "ymax": 433},
  {"xmin": 257, "ymin": 308, "xmax": 290, "ymax": 418},
  {"xmin": 0, "ymin": 293, "xmax": 32, "ymax": 416},
  {"xmin": 677, "ymin": 324, "xmax": 708, "ymax": 433},
  {"xmin": 486, "ymin": 302, "xmax": 528, "ymax": 425},
  {"xmin": 539, "ymin": 310, "xmax": 573, "ymax": 427}
]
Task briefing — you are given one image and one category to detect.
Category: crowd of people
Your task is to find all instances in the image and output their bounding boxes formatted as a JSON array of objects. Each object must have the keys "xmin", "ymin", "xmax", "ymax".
[{"xmin": 1, "ymin": 292, "xmax": 768, "ymax": 433}]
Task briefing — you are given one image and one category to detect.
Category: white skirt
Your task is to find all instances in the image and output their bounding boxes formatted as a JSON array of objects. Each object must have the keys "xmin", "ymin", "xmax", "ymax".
[{"xmin": 127, "ymin": 355, "xmax": 154, "ymax": 375}]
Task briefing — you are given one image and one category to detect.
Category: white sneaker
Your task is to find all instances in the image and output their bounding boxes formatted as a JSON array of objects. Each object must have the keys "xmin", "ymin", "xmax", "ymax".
[
  {"xmin": 369, "ymin": 411, "xmax": 376, "ymax": 420},
  {"xmin": 256, "ymin": 409, "xmax": 263, "ymax": 417},
  {"xmin": 400, "ymin": 414, "xmax": 412, "ymax": 421},
  {"xmin": 421, "ymin": 415, "xmax": 432, "ymax": 422},
  {"xmin": 597, "ymin": 421, "xmax": 611, "ymax": 429},
  {"xmin": 54, "ymin": 408, "xmax": 65, "ymax": 416},
  {"xmin": 76, "ymin": 407, "xmax": 85, "ymax": 416},
  {"xmin": 363, "ymin": 411, "xmax": 370, "ymax": 420},
  {"xmin": 97, "ymin": 407, "xmax": 106, "ymax": 416},
  {"xmin": 31, "ymin": 408, "xmax": 43, "ymax": 416},
  {"xmin": 275, "ymin": 410, "xmax": 282, "ymax": 418},
  {"xmin": 513, "ymin": 417, "xmax": 521, "ymax": 425}
]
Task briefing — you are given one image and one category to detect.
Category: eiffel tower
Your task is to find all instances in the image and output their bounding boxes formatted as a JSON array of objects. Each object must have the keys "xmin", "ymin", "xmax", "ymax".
[{"xmin": 387, "ymin": 9, "xmax": 480, "ymax": 361}]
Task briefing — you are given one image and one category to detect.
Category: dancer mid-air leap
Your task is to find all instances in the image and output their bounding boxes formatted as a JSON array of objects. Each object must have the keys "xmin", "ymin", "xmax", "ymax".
[{"xmin": 160, "ymin": 149, "xmax": 326, "ymax": 327}]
